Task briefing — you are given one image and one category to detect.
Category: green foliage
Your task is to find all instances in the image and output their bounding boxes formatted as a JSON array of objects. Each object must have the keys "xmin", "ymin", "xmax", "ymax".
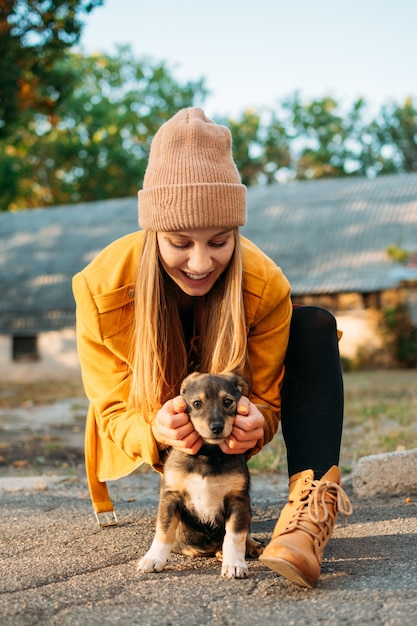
[
  {"xmin": 372, "ymin": 98, "xmax": 417, "ymax": 173},
  {"xmin": 283, "ymin": 93, "xmax": 352, "ymax": 178},
  {"xmin": 0, "ymin": 0, "xmax": 103, "ymax": 139},
  {"xmin": 386, "ymin": 243, "xmax": 409, "ymax": 264},
  {"xmin": 223, "ymin": 109, "xmax": 290, "ymax": 186},
  {"xmin": 0, "ymin": 46, "xmax": 208, "ymax": 209},
  {"xmin": 279, "ymin": 94, "xmax": 406, "ymax": 179},
  {"xmin": 383, "ymin": 304, "xmax": 417, "ymax": 368},
  {"xmin": 224, "ymin": 93, "xmax": 417, "ymax": 188}
]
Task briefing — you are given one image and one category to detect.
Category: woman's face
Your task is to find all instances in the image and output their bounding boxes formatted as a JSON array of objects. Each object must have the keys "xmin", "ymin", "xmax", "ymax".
[{"xmin": 157, "ymin": 228, "xmax": 235, "ymax": 300}]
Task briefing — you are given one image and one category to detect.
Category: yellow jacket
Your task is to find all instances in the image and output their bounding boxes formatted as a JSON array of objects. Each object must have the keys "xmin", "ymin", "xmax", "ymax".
[{"xmin": 72, "ymin": 231, "xmax": 292, "ymax": 516}]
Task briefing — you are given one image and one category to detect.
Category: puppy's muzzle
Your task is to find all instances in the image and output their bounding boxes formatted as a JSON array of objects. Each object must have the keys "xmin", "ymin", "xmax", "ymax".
[{"xmin": 210, "ymin": 421, "xmax": 225, "ymax": 436}]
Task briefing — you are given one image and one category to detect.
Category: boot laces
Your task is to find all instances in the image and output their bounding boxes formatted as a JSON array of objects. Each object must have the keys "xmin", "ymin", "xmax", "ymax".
[
  {"xmin": 285, "ymin": 478, "xmax": 353, "ymax": 549},
  {"xmin": 308, "ymin": 479, "xmax": 353, "ymax": 523}
]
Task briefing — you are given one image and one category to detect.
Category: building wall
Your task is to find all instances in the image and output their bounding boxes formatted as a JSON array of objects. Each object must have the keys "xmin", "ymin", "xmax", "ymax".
[
  {"xmin": 335, "ymin": 310, "xmax": 383, "ymax": 361},
  {"xmin": 0, "ymin": 328, "xmax": 82, "ymax": 383}
]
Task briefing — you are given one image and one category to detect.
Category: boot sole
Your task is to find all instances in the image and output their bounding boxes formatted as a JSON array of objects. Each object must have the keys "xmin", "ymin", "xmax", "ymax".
[{"xmin": 259, "ymin": 555, "xmax": 315, "ymax": 589}]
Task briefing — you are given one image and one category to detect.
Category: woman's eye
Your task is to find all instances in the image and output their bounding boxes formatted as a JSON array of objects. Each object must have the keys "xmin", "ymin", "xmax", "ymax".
[
  {"xmin": 170, "ymin": 241, "xmax": 191, "ymax": 249},
  {"xmin": 209, "ymin": 240, "xmax": 227, "ymax": 248}
]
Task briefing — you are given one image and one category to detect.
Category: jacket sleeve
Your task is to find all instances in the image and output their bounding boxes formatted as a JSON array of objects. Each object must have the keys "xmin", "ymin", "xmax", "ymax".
[
  {"xmin": 72, "ymin": 271, "xmax": 161, "ymax": 471},
  {"xmin": 246, "ymin": 266, "xmax": 292, "ymax": 457}
]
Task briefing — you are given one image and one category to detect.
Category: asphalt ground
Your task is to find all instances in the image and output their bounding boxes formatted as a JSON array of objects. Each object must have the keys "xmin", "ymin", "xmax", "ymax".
[{"xmin": 1, "ymin": 470, "xmax": 417, "ymax": 626}]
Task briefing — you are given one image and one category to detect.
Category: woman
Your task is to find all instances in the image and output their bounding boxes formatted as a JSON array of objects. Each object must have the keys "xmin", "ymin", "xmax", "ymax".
[{"xmin": 73, "ymin": 107, "xmax": 351, "ymax": 588}]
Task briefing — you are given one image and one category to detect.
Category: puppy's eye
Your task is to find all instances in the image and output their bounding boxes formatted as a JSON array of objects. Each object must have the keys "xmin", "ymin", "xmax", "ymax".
[
  {"xmin": 223, "ymin": 398, "xmax": 233, "ymax": 408},
  {"xmin": 192, "ymin": 400, "xmax": 202, "ymax": 409}
]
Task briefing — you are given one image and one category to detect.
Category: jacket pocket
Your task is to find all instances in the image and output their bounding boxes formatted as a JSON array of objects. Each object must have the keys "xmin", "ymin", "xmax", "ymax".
[{"xmin": 94, "ymin": 284, "xmax": 135, "ymax": 339}]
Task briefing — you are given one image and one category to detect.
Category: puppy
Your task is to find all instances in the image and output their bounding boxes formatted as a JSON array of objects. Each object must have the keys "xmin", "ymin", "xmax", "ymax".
[{"xmin": 137, "ymin": 372, "xmax": 262, "ymax": 578}]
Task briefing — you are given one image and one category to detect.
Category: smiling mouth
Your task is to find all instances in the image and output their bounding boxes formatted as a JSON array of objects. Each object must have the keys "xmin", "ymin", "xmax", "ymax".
[{"xmin": 183, "ymin": 271, "xmax": 211, "ymax": 281}]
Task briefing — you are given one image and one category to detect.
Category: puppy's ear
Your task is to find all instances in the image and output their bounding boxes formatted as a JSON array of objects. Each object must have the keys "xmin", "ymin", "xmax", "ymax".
[
  {"xmin": 180, "ymin": 371, "xmax": 201, "ymax": 395},
  {"xmin": 235, "ymin": 374, "xmax": 249, "ymax": 397},
  {"xmin": 224, "ymin": 372, "xmax": 249, "ymax": 397}
]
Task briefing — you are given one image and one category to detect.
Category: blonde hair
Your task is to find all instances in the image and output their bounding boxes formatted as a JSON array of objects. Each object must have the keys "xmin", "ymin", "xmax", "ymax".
[{"xmin": 129, "ymin": 229, "xmax": 248, "ymax": 419}]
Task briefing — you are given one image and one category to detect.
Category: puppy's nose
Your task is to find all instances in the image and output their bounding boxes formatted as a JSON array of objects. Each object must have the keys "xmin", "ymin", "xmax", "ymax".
[{"xmin": 210, "ymin": 422, "xmax": 224, "ymax": 435}]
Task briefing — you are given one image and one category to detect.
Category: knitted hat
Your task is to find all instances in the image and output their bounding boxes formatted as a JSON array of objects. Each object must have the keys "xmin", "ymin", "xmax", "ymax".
[{"xmin": 138, "ymin": 107, "xmax": 246, "ymax": 231}]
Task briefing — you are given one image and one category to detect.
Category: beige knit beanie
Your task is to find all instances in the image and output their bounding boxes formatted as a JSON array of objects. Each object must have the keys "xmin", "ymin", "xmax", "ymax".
[{"xmin": 138, "ymin": 107, "xmax": 246, "ymax": 231}]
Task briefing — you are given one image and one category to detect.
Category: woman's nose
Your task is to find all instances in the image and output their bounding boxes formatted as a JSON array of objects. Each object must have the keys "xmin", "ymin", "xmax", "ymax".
[{"xmin": 188, "ymin": 246, "xmax": 212, "ymax": 273}]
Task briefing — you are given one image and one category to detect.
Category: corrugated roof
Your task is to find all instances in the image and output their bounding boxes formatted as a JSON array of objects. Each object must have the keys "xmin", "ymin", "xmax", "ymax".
[
  {"xmin": 1, "ymin": 174, "xmax": 417, "ymax": 333},
  {"xmin": 242, "ymin": 173, "xmax": 417, "ymax": 294},
  {"xmin": 0, "ymin": 197, "xmax": 137, "ymax": 333}
]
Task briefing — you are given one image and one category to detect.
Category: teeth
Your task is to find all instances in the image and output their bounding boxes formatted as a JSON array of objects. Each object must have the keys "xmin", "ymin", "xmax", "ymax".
[{"xmin": 185, "ymin": 272, "xmax": 209, "ymax": 280}]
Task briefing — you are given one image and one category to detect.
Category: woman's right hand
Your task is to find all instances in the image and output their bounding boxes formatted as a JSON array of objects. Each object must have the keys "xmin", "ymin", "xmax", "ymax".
[{"xmin": 152, "ymin": 396, "xmax": 202, "ymax": 455}]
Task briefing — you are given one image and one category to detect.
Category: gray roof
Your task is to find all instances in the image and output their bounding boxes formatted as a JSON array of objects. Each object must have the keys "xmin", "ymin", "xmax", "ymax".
[
  {"xmin": 241, "ymin": 173, "xmax": 417, "ymax": 295},
  {"xmin": 1, "ymin": 174, "xmax": 417, "ymax": 334}
]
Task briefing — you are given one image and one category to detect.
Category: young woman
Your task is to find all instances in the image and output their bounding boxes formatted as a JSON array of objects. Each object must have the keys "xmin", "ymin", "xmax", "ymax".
[{"xmin": 73, "ymin": 107, "xmax": 352, "ymax": 589}]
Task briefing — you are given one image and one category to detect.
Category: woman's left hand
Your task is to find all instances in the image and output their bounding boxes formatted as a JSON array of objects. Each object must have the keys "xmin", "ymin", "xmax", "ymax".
[{"xmin": 219, "ymin": 396, "xmax": 265, "ymax": 455}]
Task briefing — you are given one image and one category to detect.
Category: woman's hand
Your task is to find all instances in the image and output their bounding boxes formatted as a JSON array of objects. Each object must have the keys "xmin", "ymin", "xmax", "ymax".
[
  {"xmin": 152, "ymin": 396, "xmax": 203, "ymax": 455},
  {"xmin": 219, "ymin": 396, "xmax": 265, "ymax": 455}
]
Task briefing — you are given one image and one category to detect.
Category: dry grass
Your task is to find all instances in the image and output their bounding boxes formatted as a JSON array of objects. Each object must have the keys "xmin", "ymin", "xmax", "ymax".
[
  {"xmin": 0, "ymin": 380, "xmax": 85, "ymax": 408},
  {"xmin": 249, "ymin": 369, "xmax": 417, "ymax": 474},
  {"xmin": 340, "ymin": 369, "xmax": 417, "ymax": 472}
]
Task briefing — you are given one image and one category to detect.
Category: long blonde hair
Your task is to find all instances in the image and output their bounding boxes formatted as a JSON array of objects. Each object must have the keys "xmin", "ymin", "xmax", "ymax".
[{"xmin": 129, "ymin": 228, "xmax": 248, "ymax": 419}]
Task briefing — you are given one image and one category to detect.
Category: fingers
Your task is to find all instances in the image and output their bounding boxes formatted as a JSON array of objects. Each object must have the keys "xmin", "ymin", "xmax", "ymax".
[
  {"xmin": 237, "ymin": 410, "xmax": 265, "ymax": 433},
  {"xmin": 236, "ymin": 395, "xmax": 250, "ymax": 416},
  {"xmin": 172, "ymin": 395, "xmax": 187, "ymax": 414},
  {"xmin": 220, "ymin": 401, "xmax": 265, "ymax": 455},
  {"xmin": 152, "ymin": 396, "xmax": 202, "ymax": 455},
  {"xmin": 219, "ymin": 434, "xmax": 259, "ymax": 455}
]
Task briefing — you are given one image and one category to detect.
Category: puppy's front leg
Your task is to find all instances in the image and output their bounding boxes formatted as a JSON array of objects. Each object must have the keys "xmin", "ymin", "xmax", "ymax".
[
  {"xmin": 137, "ymin": 496, "xmax": 179, "ymax": 573},
  {"xmin": 221, "ymin": 529, "xmax": 248, "ymax": 579},
  {"xmin": 221, "ymin": 498, "xmax": 250, "ymax": 579}
]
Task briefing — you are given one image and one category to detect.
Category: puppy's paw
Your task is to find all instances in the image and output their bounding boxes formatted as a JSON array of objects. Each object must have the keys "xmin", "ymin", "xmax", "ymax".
[
  {"xmin": 137, "ymin": 554, "xmax": 167, "ymax": 573},
  {"xmin": 221, "ymin": 562, "xmax": 248, "ymax": 579},
  {"xmin": 221, "ymin": 531, "xmax": 249, "ymax": 578},
  {"xmin": 137, "ymin": 540, "xmax": 171, "ymax": 573},
  {"xmin": 245, "ymin": 535, "xmax": 265, "ymax": 558}
]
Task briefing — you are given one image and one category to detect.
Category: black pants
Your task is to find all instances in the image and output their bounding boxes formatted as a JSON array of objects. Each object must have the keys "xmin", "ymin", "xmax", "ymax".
[{"xmin": 281, "ymin": 306, "xmax": 343, "ymax": 480}]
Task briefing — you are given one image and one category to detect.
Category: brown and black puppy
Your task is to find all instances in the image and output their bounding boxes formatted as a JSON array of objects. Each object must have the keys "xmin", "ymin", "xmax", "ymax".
[{"xmin": 137, "ymin": 372, "xmax": 262, "ymax": 579}]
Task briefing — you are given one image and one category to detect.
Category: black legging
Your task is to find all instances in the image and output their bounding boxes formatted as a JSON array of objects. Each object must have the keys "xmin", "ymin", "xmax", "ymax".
[{"xmin": 281, "ymin": 306, "xmax": 343, "ymax": 480}]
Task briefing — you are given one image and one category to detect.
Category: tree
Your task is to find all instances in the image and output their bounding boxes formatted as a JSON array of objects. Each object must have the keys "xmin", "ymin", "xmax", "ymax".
[
  {"xmin": 1, "ymin": 45, "xmax": 208, "ymax": 209},
  {"xmin": 225, "ymin": 109, "xmax": 290, "ymax": 186},
  {"xmin": 281, "ymin": 94, "xmax": 361, "ymax": 179},
  {"xmin": 0, "ymin": 0, "xmax": 103, "ymax": 139},
  {"xmin": 280, "ymin": 94, "xmax": 417, "ymax": 179},
  {"xmin": 342, "ymin": 98, "xmax": 400, "ymax": 178},
  {"xmin": 371, "ymin": 98, "xmax": 417, "ymax": 173}
]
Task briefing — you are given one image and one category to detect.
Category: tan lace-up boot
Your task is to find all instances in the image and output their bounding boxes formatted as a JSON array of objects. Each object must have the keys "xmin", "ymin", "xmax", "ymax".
[{"xmin": 260, "ymin": 465, "xmax": 353, "ymax": 588}]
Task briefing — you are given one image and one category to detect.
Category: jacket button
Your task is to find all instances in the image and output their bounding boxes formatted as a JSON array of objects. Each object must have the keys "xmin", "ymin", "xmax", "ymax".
[{"xmin": 128, "ymin": 288, "xmax": 135, "ymax": 299}]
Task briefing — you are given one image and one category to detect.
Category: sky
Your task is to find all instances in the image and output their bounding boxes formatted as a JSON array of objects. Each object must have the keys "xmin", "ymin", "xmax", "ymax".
[{"xmin": 79, "ymin": 0, "xmax": 416, "ymax": 119}]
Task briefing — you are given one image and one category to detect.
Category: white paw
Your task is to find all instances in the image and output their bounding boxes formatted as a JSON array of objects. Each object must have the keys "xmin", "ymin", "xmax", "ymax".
[
  {"xmin": 221, "ymin": 562, "xmax": 248, "ymax": 579},
  {"xmin": 137, "ymin": 539, "xmax": 172, "ymax": 573},
  {"xmin": 137, "ymin": 553, "xmax": 167, "ymax": 573},
  {"xmin": 221, "ymin": 530, "xmax": 248, "ymax": 578}
]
